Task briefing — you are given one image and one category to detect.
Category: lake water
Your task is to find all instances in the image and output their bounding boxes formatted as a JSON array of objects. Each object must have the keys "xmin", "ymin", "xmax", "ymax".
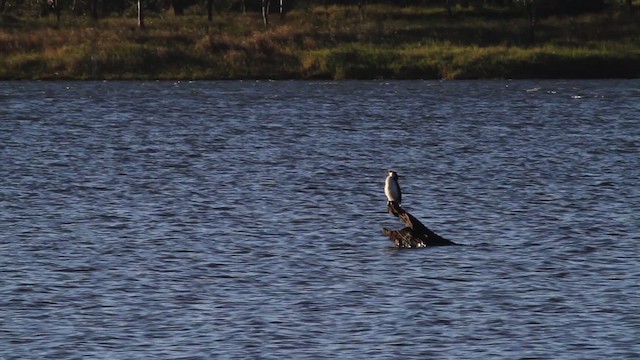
[{"xmin": 1, "ymin": 80, "xmax": 639, "ymax": 359}]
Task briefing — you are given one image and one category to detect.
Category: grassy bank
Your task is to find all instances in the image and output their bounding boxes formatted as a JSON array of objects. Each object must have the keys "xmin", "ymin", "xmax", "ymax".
[{"xmin": 1, "ymin": 4, "xmax": 639, "ymax": 80}]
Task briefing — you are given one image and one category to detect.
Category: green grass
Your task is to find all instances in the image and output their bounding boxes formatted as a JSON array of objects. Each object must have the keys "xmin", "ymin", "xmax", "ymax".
[{"xmin": 1, "ymin": 4, "xmax": 639, "ymax": 79}]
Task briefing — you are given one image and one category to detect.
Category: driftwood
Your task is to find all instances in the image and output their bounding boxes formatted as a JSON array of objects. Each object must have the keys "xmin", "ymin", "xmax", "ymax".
[{"xmin": 382, "ymin": 202, "xmax": 457, "ymax": 248}]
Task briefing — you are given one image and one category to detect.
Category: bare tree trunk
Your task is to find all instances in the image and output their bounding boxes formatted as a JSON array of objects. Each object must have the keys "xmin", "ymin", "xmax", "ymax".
[
  {"xmin": 279, "ymin": 0, "xmax": 284, "ymax": 19},
  {"xmin": 137, "ymin": 0, "xmax": 144, "ymax": 28},
  {"xmin": 0, "ymin": 0, "xmax": 6, "ymax": 13},
  {"xmin": 446, "ymin": 0, "xmax": 453, "ymax": 17},
  {"xmin": 357, "ymin": 1, "xmax": 365, "ymax": 21},
  {"xmin": 262, "ymin": 0, "xmax": 270, "ymax": 26},
  {"xmin": 207, "ymin": 0, "xmax": 213, "ymax": 21}
]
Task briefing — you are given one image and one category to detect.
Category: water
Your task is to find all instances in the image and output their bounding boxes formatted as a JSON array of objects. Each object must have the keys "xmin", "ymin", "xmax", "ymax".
[{"xmin": 1, "ymin": 80, "xmax": 639, "ymax": 359}]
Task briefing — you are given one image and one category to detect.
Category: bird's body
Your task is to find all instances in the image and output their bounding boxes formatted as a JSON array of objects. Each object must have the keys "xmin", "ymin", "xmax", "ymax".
[{"xmin": 384, "ymin": 170, "xmax": 402, "ymax": 205}]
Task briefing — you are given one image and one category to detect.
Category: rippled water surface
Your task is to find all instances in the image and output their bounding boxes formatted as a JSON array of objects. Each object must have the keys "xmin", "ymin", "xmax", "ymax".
[{"xmin": 1, "ymin": 80, "xmax": 639, "ymax": 359}]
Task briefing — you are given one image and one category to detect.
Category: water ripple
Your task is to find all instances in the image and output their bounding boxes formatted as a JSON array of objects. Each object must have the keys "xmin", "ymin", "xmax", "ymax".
[{"xmin": 1, "ymin": 80, "xmax": 639, "ymax": 359}]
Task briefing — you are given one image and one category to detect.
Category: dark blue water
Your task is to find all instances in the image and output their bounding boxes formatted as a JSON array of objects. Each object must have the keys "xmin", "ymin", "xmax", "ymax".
[{"xmin": 1, "ymin": 80, "xmax": 639, "ymax": 359}]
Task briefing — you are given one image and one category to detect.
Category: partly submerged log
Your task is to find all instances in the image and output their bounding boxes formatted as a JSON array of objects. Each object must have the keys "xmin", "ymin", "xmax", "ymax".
[{"xmin": 382, "ymin": 202, "xmax": 457, "ymax": 248}]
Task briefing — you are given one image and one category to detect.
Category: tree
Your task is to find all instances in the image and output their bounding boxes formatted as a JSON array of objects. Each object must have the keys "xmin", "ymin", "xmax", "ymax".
[
  {"xmin": 446, "ymin": 0, "xmax": 453, "ymax": 17},
  {"xmin": 89, "ymin": 0, "xmax": 98, "ymax": 19},
  {"xmin": 517, "ymin": 0, "xmax": 609, "ymax": 43},
  {"xmin": 262, "ymin": 0, "xmax": 270, "ymax": 25},
  {"xmin": 164, "ymin": 0, "xmax": 199, "ymax": 16},
  {"xmin": 522, "ymin": 0, "xmax": 536, "ymax": 43},
  {"xmin": 47, "ymin": 0, "xmax": 62, "ymax": 22},
  {"xmin": 207, "ymin": 0, "xmax": 213, "ymax": 21},
  {"xmin": 138, "ymin": 0, "xmax": 144, "ymax": 28},
  {"xmin": 167, "ymin": 0, "xmax": 184, "ymax": 15}
]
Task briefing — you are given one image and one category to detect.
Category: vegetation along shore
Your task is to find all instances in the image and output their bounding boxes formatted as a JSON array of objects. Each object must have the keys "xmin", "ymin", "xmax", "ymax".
[{"xmin": 1, "ymin": 0, "xmax": 639, "ymax": 80}]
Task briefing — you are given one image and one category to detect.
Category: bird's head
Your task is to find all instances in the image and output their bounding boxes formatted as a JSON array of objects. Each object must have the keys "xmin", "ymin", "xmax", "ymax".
[{"xmin": 387, "ymin": 170, "xmax": 399, "ymax": 179}]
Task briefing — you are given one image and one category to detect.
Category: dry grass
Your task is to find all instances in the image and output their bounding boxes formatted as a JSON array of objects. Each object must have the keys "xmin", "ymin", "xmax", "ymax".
[{"xmin": 1, "ymin": 4, "xmax": 639, "ymax": 79}]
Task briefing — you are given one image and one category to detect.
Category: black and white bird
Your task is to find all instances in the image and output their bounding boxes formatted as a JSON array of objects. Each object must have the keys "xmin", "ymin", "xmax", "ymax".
[{"xmin": 384, "ymin": 170, "xmax": 402, "ymax": 206}]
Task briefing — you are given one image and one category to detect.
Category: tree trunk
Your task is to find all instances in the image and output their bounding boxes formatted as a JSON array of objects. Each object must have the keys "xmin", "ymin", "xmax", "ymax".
[
  {"xmin": 207, "ymin": 0, "xmax": 213, "ymax": 21},
  {"xmin": 279, "ymin": 0, "xmax": 284, "ymax": 19},
  {"xmin": 382, "ymin": 202, "xmax": 457, "ymax": 248},
  {"xmin": 0, "ymin": 0, "xmax": 6, "ymax": 13},
  {"xmin": 173, "ymin": 3, "xmax": 184, "ymax": 15},
  {"xmin": 446, "ymin": 0, "xmax": 453, "ymax": 17},
  {"xmin": 54, "ymin": 0, "xmax": 61, "ymax": 23},
  {"xmin": 262, "ymin": 0, "xmax": 270, "ymax": 26},
  {"xmin": 528, "ymin": 3, "xmax": 536, "ymax": 44},
  {"xmin": 137, "ymin": 0, "xmax": 144, "ymax": 28},
  {"xmin": 90, "ymin": 0, "xmax": 98, "ymax": 20},
  {"xmin": 523, "ymin": 0, "xmax": 536, "ymax": 44}
]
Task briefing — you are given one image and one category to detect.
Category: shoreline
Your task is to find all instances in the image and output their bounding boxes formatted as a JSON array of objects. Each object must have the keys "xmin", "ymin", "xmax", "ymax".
[{"xmin": 2, "ymin": 5, "xmax": 639, "ymax": 80}]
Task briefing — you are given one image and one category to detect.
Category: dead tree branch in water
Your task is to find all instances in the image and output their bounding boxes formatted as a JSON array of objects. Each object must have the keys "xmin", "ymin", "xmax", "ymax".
[{"xmin": 382, "ymin": 202, "xmax": 457, "ymax": 248}]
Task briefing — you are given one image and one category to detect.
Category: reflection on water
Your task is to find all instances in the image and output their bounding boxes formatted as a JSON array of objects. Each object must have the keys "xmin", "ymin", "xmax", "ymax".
[{"xmin": 1, "ymin": 80, "xmax": 639, "ymax": 359}]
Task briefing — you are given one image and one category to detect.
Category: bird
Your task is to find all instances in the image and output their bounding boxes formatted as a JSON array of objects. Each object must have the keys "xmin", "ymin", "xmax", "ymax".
[{"xmin": 384, "ymin": 170, "xmax": 402, "ymax": 206}]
